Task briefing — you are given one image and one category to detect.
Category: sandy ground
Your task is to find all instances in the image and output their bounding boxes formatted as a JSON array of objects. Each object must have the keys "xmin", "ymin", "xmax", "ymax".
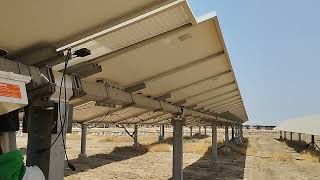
[{"xmin": 16, "ymin": 129, "xmax": 320, "ymax": 180}]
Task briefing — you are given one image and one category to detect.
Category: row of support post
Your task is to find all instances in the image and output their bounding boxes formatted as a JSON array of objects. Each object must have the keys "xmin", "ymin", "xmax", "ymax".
[
  {"xmin": 75, "ymin": 117, "xmax": 244, "ymax": 180},
  {"xmin": 170, "ymin": 116, "xmax": 243, "ymax": 180},
  {"xmin": 279, "ymin": 131, "xmax": 316, "ymax": 148}
]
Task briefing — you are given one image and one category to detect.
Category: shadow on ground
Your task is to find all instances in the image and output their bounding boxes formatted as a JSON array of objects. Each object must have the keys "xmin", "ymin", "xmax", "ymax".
[
  {"xmin": 65, "ymin": 145, "xmax": 148, "ymax": 177},
  {"xmin": 65, "ymin": 135, "xmax": 207, "ymax": 177},
  {"xmin": 180, "ymin": 138, "xmax": 248, "ymax": 180},
  {"xmin": 275, "ymin": 138, "xmax": 320, "ymax": 160}
]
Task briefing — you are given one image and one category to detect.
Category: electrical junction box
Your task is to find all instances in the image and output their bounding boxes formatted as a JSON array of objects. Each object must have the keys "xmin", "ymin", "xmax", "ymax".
[{"xmin": 0, "ymin": 70, "xmax": 31, "ymax": 115}]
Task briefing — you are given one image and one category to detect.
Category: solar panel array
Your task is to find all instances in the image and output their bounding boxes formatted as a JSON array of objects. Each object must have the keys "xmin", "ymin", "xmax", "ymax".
[{"xmin": 0, "ymin": 0, "xmax": 248, "ymax": 125}]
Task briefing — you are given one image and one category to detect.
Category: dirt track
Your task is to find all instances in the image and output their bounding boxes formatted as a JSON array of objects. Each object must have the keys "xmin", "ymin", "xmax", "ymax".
[
  {"xmin": 16, "ymin": 130, "xmax": 320, "ymax": 180},
  {"xmin": 244, "ymin": 136, "xmax": 320, "ymax": 180}
]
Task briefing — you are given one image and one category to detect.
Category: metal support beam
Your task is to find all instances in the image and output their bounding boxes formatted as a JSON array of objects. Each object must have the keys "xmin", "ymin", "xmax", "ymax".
[
  {"xmin": 198, "ymin": 126, "xmax": 201, "ymax": 138},
  {"xmin": 173, "ymin": 100, "xmax": 187, "ymax": 106},
  {"xmin": 211, "ymin": 121, "xmax": 217, "ymax": 161},
  {"xmin": 124, "ymin": 83, "xmax": 146, "ymax": 93},
  {"xmin": 187, "ymin": 104, "xmax": 197, "ymax": 109},
  {"xmin": 65, "ymin": 62, "xmax": 102, "ymax": 79},
  {"xmin": 154, "ymin": 93, "xmax": 171, "ymax": 101},
  {"xmin": 224, "ymin": 124, "xmax": 230, "ymax": 152},
  {"xmin": 172, "ymin": 115, "xmax": 185, "ymax": 180},
  {"xmin": 190, "ymin": 127, "xmax": 193, "ymax": 136},
  {"xmin": 80, "ymin": 80, "xmax": 234, "ymax": 123},
  {"xmin": 79, "ymin": 124, "xmax": 87, "ymax": 158},
  {"xmin": 280, "ymin": 131, "xmax": 283, "ymax": 140},
  {"xmin": 298, "ymin": 133, "xmax": 302, "ymax": 142},
  {"xmin": 134, "ymin": 124, "xmax": 138, "ymax": 148},
  {"xmin": 290, "ymin": 132, "xmax": 293, "ymax": 141}
]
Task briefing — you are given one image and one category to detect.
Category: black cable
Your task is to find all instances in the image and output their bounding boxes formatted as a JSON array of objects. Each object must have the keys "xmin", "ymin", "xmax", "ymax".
[
  {"xmin": 58, "ymin": 50, "xmax": 75, "ymax": 171},
  {"xmin": 36, "ymin": 49, "xmax": 75, "ymax": 171},
  {"xmin": 36, "ymin": 51, "xmax": 70, "ymax": 153}
]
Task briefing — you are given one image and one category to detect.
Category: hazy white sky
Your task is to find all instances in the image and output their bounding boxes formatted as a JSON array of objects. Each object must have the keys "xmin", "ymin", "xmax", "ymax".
[{"xmin": 189, "ymin": 0, "xmax": 320, "ymax": 125}]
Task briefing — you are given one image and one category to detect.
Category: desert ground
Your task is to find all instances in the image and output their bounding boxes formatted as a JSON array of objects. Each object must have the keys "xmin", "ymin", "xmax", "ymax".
[{"xmin": 16, "ymin": 128, "xmax": 320, "ymax": 180}]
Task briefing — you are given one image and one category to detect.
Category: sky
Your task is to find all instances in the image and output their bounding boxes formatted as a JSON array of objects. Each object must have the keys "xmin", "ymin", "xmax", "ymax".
[{"xmin": 189, "ymin": 0, "xmax": 320, "ymax": 125}]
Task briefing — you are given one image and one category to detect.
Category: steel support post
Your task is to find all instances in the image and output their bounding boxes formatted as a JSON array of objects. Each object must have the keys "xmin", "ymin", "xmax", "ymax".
[
  {"xmin": 284, "ymin": 131, "xmax": 287, "ymax": 139},
  {"xmin": 204, "ymin": 126, "xmax": 207, "ymax": 136},
  {"xmin": 172, "ymin": 115, "xmax": 185, "ymax": 180},
  {"xmin": 79, "ymin": 124, "xmax": 87, "ymax": 158},
  {"xmin": 158, "ymin": 125, "xmax": 162, "ymax": 142},
  {"xmin": 298, "ymin": 133, "xmax": 302, "ymax": 142},
  {"xmin": 162, "ymin": 124, "xmax": 165, "ymax": 141},
  {"xmin": 237, "ymin": 125, "xmax": 240, "ymax": 139},
  {"xmin": 280, "ymin": 131, "xmax": 283, "ymax": 140},
  {"xmin": 134, "ymin": 124, "xmax": 138, "ymax": 147},
  {"xmin": 234, "ymin": 125, "xmax": 238, "ymax": 139},
  {"xmin": 240, "ymin": 125, "xmax": 243, "ymax": 143},
  {"xmin": 190, "ymin": 127, "xmax": 193, "ymax": 137},
  {"xmin": 211, "ymin": 121, "xmax": 217, "ymax": 161},
  {"xmin": 26, "ymin": 103, "xmax": 70, "ymax": 180},
  {"xmin": 311, "ymin": 135, "xmax": 315, "ymax": 148},
  {"xmin": 198, "ymin": 126, "xmax": 201, "ymax": 138},
  {"xmin": 231, "ymin": 125, "xmax": 235, "ymax": 140},
  {"xmin": 158, "ymin": 125, "xmax": 165, "ymax": 142},
  {"xmin": 224, "ymin": 124, "xmax": 230, "ymax": 152},
  {"xmin": 290, "ymin": 132, "xmax": 293, "ymax": 141}
]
